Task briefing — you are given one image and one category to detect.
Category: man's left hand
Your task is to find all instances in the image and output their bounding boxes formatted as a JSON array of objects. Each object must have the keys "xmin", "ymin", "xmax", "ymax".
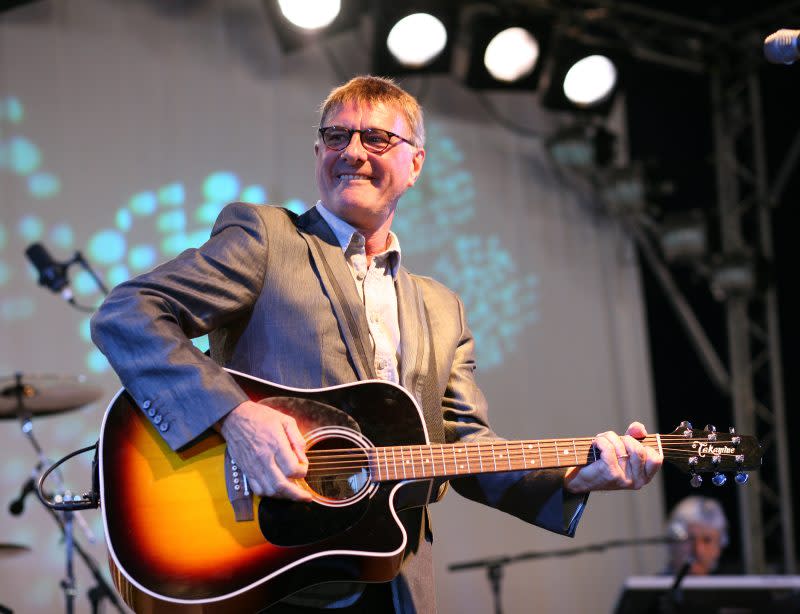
[{"xmin": 563, "ymin": 422, "xmax": 663, "ymax": 493}]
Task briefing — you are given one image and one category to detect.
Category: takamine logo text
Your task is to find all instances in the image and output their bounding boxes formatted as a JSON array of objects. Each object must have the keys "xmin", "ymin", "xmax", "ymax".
[{"xmin": 692, "ymin": 442, "xmax": 735, "ymax": 457}]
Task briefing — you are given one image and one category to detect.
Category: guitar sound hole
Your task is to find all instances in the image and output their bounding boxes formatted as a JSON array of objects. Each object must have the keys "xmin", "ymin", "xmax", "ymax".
[{"xmin": 306, "ymin": 435, "xmax": 371, "ymax": 503}]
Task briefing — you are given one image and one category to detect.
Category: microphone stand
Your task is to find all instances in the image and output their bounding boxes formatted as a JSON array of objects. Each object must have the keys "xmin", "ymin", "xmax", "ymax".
[
  {"xmin": 448, "ymin": 535, "xmax": 679, "ymax": 614},
  {"xmin": 8, "ymin": 375, "xmax": 123, "ymax": 614},
  {"xmin": 658, "ymin": 557, "xmax": 693, "ymax": 614}
]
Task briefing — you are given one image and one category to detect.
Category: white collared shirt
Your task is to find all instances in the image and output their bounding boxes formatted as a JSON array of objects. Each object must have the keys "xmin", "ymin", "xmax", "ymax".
[{"xmin": 315, "ymin": 201, "xmax": 401, "ymax": 383}]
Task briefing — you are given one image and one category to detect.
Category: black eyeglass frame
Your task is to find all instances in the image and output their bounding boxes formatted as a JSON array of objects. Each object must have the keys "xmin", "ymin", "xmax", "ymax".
[{"xmin": 317, "ymin": 126, "xmax": 416, "ymax": 153}]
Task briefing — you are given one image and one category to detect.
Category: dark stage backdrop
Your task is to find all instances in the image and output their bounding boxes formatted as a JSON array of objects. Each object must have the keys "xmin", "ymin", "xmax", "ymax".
[{"xmin": 0, "ymin": 2, "xmax": 662, "ymax": 612}]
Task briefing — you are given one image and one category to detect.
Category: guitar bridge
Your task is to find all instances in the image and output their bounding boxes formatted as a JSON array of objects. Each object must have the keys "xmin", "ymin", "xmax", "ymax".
[{"xmin": 225, "ymin": 448, "xmax": 254, "ymax": 522}]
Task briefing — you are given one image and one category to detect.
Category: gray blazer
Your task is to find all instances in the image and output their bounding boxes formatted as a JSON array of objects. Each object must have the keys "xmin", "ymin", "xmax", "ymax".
[{"xmin": 91, "ymin": 202, "xmax": 586, "ymax": 613}]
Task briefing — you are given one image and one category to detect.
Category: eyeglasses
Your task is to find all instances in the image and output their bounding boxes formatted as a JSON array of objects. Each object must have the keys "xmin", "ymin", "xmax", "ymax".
[{"xmin": 318, "ymin": 126, "xmax": 415, "ymax": 154}]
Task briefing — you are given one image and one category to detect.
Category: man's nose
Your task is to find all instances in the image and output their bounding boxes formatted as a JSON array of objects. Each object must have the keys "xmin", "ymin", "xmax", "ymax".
[{"xmin": 341, "ymin": 132, "xmax": 368, "ymax": 163}]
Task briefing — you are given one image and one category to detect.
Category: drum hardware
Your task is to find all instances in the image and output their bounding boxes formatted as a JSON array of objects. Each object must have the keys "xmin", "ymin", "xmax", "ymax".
[{"xmin": 2, "ymin": 373, "xmax": 122, "ymax": 614}]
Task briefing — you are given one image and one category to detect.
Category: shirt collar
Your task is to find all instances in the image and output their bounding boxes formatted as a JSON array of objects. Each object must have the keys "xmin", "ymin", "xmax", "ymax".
[{"xmin": 315, "ymin": 201, "xmax": 402, "ymax": 278}]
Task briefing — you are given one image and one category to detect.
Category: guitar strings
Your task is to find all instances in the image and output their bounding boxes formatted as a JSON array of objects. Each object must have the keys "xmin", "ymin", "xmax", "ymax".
[{"xmin": 301, "ymin": 437, "xmax": 752, "ymax": 477}]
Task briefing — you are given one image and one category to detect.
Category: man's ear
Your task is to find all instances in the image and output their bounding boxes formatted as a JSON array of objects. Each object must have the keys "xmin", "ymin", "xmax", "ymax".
[{"xmin": 408, "ymin": 148, "xmax": 425, "ymax": 187}]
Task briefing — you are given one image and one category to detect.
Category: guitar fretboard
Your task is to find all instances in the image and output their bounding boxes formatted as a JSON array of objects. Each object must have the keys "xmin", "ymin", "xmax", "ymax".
[{"xmin": 368, "ymin": 438, "xmax": 612, "ymax": 481}]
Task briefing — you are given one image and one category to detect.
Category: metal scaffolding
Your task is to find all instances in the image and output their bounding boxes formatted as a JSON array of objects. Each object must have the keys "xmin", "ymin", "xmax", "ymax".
[{"xmin": 545, "ymin": 0, "xmax": 798, "ymax": 573}]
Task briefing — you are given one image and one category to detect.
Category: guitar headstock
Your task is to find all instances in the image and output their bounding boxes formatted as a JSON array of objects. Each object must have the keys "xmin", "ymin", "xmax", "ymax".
[{"xmin": 662, "ymin": 421, "xmax": 762, "ymax": 487}]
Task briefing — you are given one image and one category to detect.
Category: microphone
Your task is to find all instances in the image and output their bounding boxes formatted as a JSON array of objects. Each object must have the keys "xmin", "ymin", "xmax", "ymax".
[
  {"xmin": 25, "ymin": 242, "xmax": 73, "ymax": 301},
  {"xmin": 8, "ymin": 477, "xmax": 36, "ymax": 516},
  {"xmin": 764, "ymin": 29, "xmax": 800, "ymax": 64}
]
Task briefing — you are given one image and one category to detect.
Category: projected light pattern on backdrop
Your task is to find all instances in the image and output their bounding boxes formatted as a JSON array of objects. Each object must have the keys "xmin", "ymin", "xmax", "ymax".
[
  {"xmin": 0, "ymin": 97, "xmax": 61, "ymax": 199},
  {"xmin": 1, "ymin": 100, "xmax": 539, "ymax": 373},
  {"xmin": 77, "ymin": 171, "xmax": 275, "ymax": 373}
]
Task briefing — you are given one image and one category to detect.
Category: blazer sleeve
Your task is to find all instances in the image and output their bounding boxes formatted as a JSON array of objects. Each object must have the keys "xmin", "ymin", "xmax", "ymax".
[
  {"xmin": 90, "ymin": 202, "xmax": 270, "ymax": 450},
  {"xmin": 440, "ymin": 296, "xmax": 588, "ymax": 537}
]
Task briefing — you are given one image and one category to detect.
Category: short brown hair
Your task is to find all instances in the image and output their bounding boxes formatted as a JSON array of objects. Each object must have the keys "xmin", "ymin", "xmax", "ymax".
[{"xmin": 319, "ymin": 75, "xmax": 425, "ymax": 147}]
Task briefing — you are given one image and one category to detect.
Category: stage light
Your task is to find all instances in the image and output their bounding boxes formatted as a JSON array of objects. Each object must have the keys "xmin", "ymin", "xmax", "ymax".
[
  {"xmin": 563, "ymin": 55, "xmax": 618, "ymax": 107},
  {"xmin": 386, "ymin": 13, "xmax": 447, "ymax": 68},
  {"xmin": 710, "ymin": 253, "xmax": 756, "ymax": 300},
  {"xmin": 659, "ymin": 211, "xmax": 707, "ymax": 263},
  {"xmin": 277, "ymin": 0, "xmax": 340, "ymax": 30},
  {"xmin": 372, "ymin": 2, "xmax": 458, "ymax": 76},
  {"xmin": 541, "ymin": 41, "xmax": 622, "ymax": 115},
  {"xmin": 460, "ymin": 10, "xmax": 552, "ymax": 91},
  {"xmin": 600, "ymin": 166, "xmax": 647, "ymax": 216},
  {"xmin": 546, "ymin": 123, "xmax": 616, "ymax": 171},
  {"xmin": 484, "ymin": 28, "xmax": 539, "ymax": 82},
  {"xmin": 262, "ymin": 0, "xmax": 363, "ymax": 53}
]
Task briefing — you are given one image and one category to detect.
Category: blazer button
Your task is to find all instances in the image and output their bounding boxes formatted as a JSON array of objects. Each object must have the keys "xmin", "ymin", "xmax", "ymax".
[
  {"xmin": 147, "ymin": 407, "xmax": 156, "ymax": 417},
  {"xmin": 153, "ymin": 414, "xmax": 162, "ymax": 424},
  {"xmin": 142, "ymin": 400, "xmax": 152, "ymax": 410},
  {"xmin": 159, "ymin": 423, "xmax": 169, "ymax": 432}
]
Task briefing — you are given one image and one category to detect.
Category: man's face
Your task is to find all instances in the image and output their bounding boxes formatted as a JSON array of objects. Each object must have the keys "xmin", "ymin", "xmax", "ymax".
[
  {"xmin": 669, "ymin": 523, "xmax": 724, "ymax": 575},
  {"xmin": 315, "ymin": 100, "xmax": 424, "ymax": 232}
]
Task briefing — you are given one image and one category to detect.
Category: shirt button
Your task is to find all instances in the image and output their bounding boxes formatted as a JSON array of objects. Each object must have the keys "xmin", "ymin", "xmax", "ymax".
[
  {"xmin": 159, "ymin": 423, "xmax": 169, "ymax": 432},
  {"xmin": 356, "ymin": 271, "xmax": 366, "ymax": 281},
  {"xmin": 377, "ymin": 359, "xmax": 388, "ymax": 370}
]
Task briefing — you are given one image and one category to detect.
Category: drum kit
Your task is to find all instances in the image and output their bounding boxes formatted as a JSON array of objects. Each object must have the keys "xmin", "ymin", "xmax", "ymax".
[{"xmin": 0, "ymin": 372, "xmax": 123, "ymax": 613}]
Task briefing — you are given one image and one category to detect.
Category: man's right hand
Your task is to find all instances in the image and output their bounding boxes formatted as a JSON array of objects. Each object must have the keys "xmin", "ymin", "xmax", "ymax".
[{"xmin": 219, "ymin": 400, "xmax": 312, "ymax": 501}]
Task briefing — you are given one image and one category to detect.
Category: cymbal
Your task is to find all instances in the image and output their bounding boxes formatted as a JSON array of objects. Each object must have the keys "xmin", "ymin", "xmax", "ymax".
[
  {"xmin": 0, "ymin": 543, "xmax": 30, "ymax": 558},
  {"xmin": 0, "ymin": 374, "xmax": 104, "ymax": 419}
]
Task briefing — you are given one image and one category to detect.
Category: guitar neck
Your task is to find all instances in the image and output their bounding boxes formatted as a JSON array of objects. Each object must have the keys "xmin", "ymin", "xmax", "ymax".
[{"xmin": 368, "ymin": 435, "xmax": 663, "ymax": 481}]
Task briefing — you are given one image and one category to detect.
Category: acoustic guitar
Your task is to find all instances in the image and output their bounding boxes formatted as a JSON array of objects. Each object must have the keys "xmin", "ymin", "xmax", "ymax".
[{"xmin": 99, "ymin": 368, "xmax": 761, "ymax": 612}]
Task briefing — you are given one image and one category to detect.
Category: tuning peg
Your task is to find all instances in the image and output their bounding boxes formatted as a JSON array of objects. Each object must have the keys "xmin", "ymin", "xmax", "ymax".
[
  {"xmin": 705, "ymin": 424, "xmax": 716, "ymax": 433},
  {"xmin": 735, "ymin": 472, "xmax": 749, "ymax": 485},
  {"xmin": 729, "ymin": 426, "xmax": 736, "ymax": 434},
  {"xmin": 680, "ymin": 421, "xmax": 693, "ymax": 437},
  {"xmin": 712, "ymin": 472, "xmax": 727, "ymax": 486},
  {"xmin": 690, "ymin": 473, "xmax": 703, "ymax": 488}
]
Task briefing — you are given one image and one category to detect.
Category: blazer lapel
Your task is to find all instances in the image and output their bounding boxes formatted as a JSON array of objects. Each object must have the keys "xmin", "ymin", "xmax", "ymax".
[
  {"xmin": 396, "ymin": 267, "xmax": 426, "ymax": 394},
  {"xmin": 396, "ymin": 268, "xmax": 445, "ymax": 443},
  {"xmin": 296, "ymin": 208, "xmax": 376, "ymax": 380}
]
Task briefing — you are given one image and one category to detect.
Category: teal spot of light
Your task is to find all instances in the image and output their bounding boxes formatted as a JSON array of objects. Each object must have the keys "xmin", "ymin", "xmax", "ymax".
[
  {"xmin": 157, "ymin": 210, "xmax": 186, "ymax": 234},
  {"xmin": 129, "ymin": 244, "xmax": 156, "ymax": 271},
  {"xmin": 49, "ymin": 223, "xmax": 74, "ymax": 249},
  {"xmin": 129, "ymin": 191, "xmax": 157, "ymax": 216},
  {"xmin": 79, "ymin": 317, "xmax": 92, "ymax": 342},
  {"xmin": 73, "ymin": 270, "xmax": 98, "ymax": 295},
  {"xmin": 188, "ymin": 228, "xmax": 212, "ymax": 248},
  {"xmin": 241, "ymin": 184, "xmax": 267, "ymax": 203},
  {"xmin": 28, "ymin": 172, "xmax": 60, "ymax": 198},
  {"xmin": 88, "ymin": 229, "xmax": 126, "ymax": 265},
  {"xmin": 116, "ymin": 208, "xmax": 132, "ymax": 232},
  {"xmin": 4, "ymin": 97, "xmax": 23, "ymax": 123},
  {"xmin": 158, "ymin": 182, "xmax": 185, "ymax": 207},
  {"xmin": 87, "ymin": 348, "xmax": 110, "ymax": 373},
  {"xmin": 9, "ymin": 137, "xmax": 40, "ymax": 174},
  {"xmin": 107, "ymin": 264, "xmax": 129, "ymax": 287},
  {"xmin": 192, "ymin": 335, "xmax": 209, "ymax": 353},
  {"xmin": 204, "ymin": 171, "xmax": 239, "ymax": 202},
  {"xmin": 195, "ymin": 202, "xmax": 224, "ymax": 225},
  {"xmin": 18, "ymin": 215, "xmax": 43, "ymax": 242},
  {"xmin": 161, "ymin": 233, "xmax": 190, "ymax": 256},
  {"xmin": 284, "ymin": 199, "xmax": 307, "ymax": 215}
]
